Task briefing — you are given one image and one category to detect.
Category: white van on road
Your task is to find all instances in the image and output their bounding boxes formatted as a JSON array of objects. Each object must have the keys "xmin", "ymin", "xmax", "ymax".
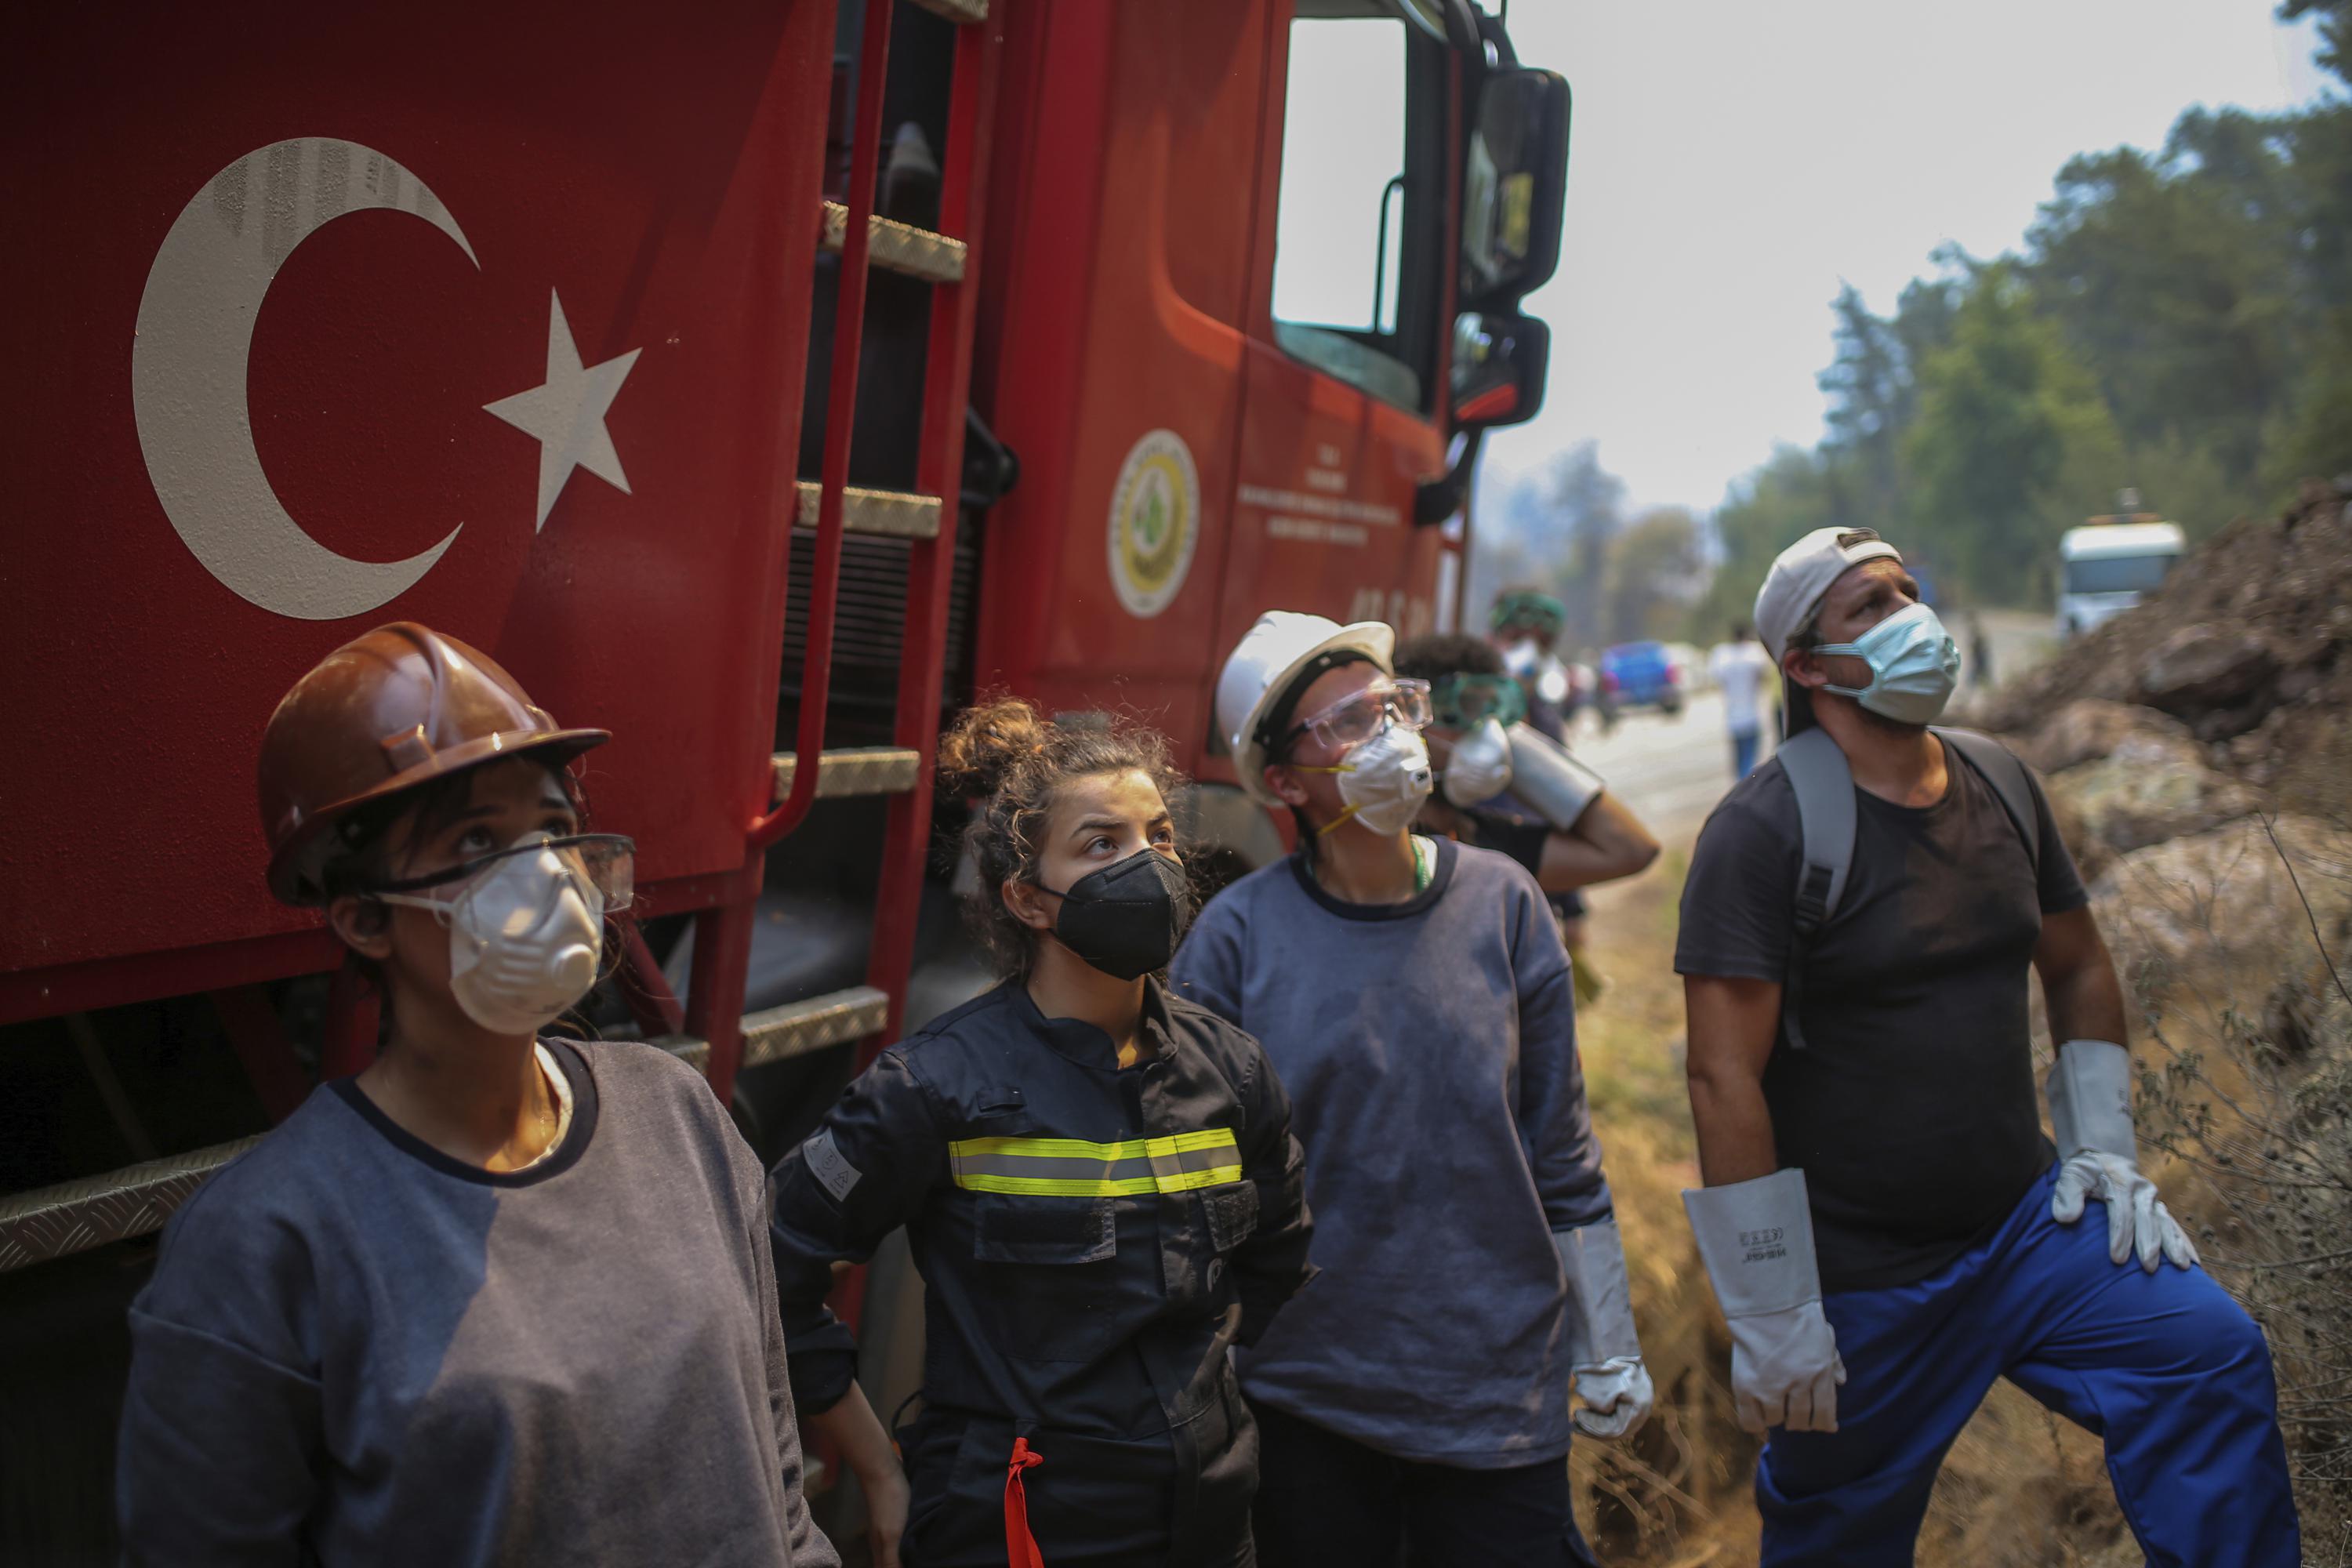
[{"xmin": 2057, "ymin": 519, "xmax": 2186, "ymax": 639}]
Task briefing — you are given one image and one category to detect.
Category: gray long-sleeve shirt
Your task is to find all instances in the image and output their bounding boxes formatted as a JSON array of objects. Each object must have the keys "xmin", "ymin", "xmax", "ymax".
[
  {"xmin": 1170, "ymin": 837, "xmax": 1610, "ymax": 1468},
  {"xmin": 116, "ymin": 1038, "xmax": 837, "ymax": 1567}
]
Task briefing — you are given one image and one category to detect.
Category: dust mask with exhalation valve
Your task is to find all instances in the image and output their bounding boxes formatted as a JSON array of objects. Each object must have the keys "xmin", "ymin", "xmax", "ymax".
[
  {"xmin": 1296, "ymin": 723, "xmax": 1436, "ymax": 838},
  {"xmin": 372, "ymin": 833, "xmax": 633, "ymax": 1035}
]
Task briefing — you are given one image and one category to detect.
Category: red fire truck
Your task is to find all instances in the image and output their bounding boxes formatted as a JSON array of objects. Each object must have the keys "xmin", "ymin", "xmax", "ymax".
[{"xmin": 0, "ymin": 0, "xmax": 1564, "ymax": 1549}]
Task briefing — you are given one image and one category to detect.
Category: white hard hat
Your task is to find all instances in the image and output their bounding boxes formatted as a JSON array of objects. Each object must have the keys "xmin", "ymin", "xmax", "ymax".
[{"xmin": 1215, "ymin": 612, "xmax": 1396, "ymax": 808}]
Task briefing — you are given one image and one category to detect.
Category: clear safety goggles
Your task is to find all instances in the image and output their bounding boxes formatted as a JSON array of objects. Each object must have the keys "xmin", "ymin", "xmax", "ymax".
[
  {"xmin": 1428, "ymin": 673, "xmax": 1526, "ymax": 732},
  {"xmin": 1284, "ymin": 677, "xmax": 1431, "ymax": 754},
  {"xmin": 368, "ymin": 833, "xmax": 637, "ymax": 916}
]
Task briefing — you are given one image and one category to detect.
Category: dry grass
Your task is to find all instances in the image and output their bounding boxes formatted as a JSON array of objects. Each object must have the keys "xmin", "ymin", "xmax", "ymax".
[
  {"xmin": 2122, "ymin": 812, "xmax": 2352, "ymax": 1559},
  {"xmin": 1570, "ymin": 847, "xmax": 1762, "ymax": 1563}
]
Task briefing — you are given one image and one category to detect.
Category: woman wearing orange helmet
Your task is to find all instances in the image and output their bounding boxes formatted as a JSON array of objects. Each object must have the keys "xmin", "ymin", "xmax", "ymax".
[{"xmin": 114, "ymin": 623, "xmax": 837, "ymax": 1567}]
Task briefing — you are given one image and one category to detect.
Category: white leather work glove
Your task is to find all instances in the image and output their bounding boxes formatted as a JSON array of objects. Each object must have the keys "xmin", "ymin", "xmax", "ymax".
[
  {"xmin": 2047, "ymin": 1040, "xmax": 2199, "ymax": 1272},
  {"xmin": 1683, "ymin": 1169, "xmax": 1846, "ymax": 1434},
  {"xmin": 1554, "ymin": 1218, "xmax": 1654, "ymax": 1439},
  {"xmin": 1572, "ymin": 1357, "xmax": 1654, "ymax": 1439}
]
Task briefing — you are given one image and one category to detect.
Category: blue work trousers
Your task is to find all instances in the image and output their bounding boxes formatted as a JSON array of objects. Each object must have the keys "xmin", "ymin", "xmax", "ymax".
[
  {"xmin": 1730, "ymin": 727, "xmax": 1762, "ymax": 779},
  {"xmin": 1759, "ymin": 1164, "xmax": 2299, "ymax": 1566}
]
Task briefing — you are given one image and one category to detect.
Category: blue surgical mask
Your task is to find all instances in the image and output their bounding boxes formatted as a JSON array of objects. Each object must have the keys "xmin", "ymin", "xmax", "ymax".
[{"xmin": 1811, "ymin": 601, "xmax": 1960, "ymax": 725}]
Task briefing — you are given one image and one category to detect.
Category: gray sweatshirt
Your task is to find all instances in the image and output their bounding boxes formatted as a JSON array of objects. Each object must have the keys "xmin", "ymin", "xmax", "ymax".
[
  {"xmin": 1170, "ymin": 838, "xmax": 1611, "ymax": 1468},
  {"xmin": 115, "ymin": 1038, "xmax": 836, "ymax": 1567}
]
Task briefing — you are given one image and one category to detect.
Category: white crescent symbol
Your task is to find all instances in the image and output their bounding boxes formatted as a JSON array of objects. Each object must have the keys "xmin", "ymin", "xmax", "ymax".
[{"xmin": 132, "ymin": 137, "xmax": 476, "ymax": 621}]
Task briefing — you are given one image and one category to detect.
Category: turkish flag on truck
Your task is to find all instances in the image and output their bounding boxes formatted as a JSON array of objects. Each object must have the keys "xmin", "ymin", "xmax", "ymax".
[{"xmin": 0, "ymin": 2, "xmax": 833, "ymax": 991}]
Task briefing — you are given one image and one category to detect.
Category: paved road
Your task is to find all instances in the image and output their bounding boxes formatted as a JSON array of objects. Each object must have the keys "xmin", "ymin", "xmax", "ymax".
[
  {"xmin": 1566, "ymin": 695, "xmax": 1750, "ymax": 844},
  {"xmin": 1965, "ymin": 607, "xmax": 2061, "ymax": 693}
]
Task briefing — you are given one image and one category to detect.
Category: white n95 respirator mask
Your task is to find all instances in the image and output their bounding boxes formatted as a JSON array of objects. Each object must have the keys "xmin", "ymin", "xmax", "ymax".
[
  {"xmin": 373, "ymin": 833, "xmax": 633, "ymax": 1036},
  {"xmin": 1301, "ymin": 724, "xmax": 1435, "ymax": 837},
  {"xmin": 1441, "ymin": 717, "xmax": 1514, "ymax": 808}
]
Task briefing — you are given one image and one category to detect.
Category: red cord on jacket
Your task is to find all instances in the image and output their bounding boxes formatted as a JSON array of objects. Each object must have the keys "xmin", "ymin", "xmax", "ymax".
[{"xmin": 1004, "ymin": 1438, "xmax": 1046, "ymax": 1568}]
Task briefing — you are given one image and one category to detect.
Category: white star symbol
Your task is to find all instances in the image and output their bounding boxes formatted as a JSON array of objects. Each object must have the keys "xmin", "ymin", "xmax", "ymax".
[{"xmin": 484, "ymin": 291, "xmax": 642, "ymax": 531}]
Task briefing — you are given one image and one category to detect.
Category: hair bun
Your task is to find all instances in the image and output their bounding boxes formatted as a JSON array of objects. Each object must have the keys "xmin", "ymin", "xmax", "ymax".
[{"xmin": 937, "ymin": 698, "xmax": 1053, "ymax": 799}]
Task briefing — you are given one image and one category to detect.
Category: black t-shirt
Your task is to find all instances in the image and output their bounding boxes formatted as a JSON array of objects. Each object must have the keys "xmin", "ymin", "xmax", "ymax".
[{"xmin": 1673, "ymin": 736, "xmax": 2089, "ymax": 1290}]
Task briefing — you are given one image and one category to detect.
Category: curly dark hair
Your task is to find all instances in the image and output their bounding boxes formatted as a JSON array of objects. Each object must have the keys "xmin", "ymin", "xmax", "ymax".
[{"xmin": 937, "ymin": 697, "xmax": 1189, "ymax": 980}]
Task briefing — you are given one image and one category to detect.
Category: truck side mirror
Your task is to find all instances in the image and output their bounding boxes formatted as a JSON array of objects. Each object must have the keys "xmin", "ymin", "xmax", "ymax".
[
  {"xmin": 1416, "ymin": 310, "xmax": 1550, "ymax": 524},
  {"xmin": 1450, "ymin": 311, "xmax": 1549, "ymax": 430},
  {"xmin": 1459, "ymin": 67, "xmax": 1570, "ymax": 309}
]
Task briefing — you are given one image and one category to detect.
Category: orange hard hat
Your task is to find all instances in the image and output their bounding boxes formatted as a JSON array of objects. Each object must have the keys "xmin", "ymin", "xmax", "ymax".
[{"xmin": 258, "ymin": 623, "xmax": 608, "ymax": 906}]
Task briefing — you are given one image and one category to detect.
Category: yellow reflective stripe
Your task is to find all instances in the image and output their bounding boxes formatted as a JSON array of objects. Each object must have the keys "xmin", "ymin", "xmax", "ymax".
[
  {"xmin": 949, "ymin": 1128, "xmax": 1236, "ymax": 1163},
  {"xmin": 946, "ymin": 1127, "xmax": 1243, "ymax": 1197},
  {"xmin": 1156, "ymin": 1129, "xmax": 1242, "ymax": 1156},
  {"xmin": 1156, "ymin": 1163, "xmax": 1245, "ymax": 1192}
]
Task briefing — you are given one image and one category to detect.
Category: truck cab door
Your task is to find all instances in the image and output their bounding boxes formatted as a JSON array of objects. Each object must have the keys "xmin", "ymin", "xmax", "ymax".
[{"xmin": 1203, "ymin": 3, "xmax": 1456, "ymax": 794}]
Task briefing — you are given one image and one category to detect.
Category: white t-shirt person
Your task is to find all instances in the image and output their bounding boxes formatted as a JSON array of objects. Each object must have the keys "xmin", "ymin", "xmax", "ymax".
[{"xmin": 1708, "ymin": 637, "xmax": 1773, "ymax": 735}]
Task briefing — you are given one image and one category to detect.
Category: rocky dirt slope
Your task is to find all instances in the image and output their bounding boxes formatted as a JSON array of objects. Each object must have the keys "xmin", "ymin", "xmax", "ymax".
[{"xmin": 1962, "ymin": 477, "xmax": 2352, "ymax": 1557}]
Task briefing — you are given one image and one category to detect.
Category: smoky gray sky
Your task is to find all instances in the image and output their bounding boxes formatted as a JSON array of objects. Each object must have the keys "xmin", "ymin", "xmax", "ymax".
[{"xmin": 1475, "ymin": 0, "xmax": 2335, "ymax": 517}]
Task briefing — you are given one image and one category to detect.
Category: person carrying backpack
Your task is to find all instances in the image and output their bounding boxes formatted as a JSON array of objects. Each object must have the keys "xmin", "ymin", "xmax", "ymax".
[{"xmin": 1674, "ymin": 528, "xmax": 2299, "ymax": 1566}]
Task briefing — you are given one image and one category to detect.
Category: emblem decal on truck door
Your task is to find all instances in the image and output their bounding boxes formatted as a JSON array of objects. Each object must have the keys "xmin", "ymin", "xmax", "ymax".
[{"xmin": 1106, "ymin": 428, "xmax": 1200, "ymax": 619}]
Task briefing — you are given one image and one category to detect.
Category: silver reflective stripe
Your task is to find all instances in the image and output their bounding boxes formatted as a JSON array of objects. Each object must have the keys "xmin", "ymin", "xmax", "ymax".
[{"xmin": 955, "ymin": 1151, "xmax": 1155, "ymax": 1185}]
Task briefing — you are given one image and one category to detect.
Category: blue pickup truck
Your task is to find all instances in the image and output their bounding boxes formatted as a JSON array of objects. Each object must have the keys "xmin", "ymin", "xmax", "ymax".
[{"xmin": 1600, "ymin": 641, "xmax": 1683, "ymax": 715}]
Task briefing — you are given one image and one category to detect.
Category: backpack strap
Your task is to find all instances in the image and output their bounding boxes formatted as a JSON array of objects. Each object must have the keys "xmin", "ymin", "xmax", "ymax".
[
  {"xmin": 1773, "ymin": 728, "xmax": 1857, "ymax": 1053},
  {"xmin": 1932, "ymin": 727, "xmax": 2042, "ymax": 876}
]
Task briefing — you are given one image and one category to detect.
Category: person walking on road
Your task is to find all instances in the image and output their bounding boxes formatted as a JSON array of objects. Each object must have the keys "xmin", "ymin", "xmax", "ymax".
[
  {"xmin": 1969, "ymin": 611, "xmax": 1996, "ymax": 689},
  {"xmin": 1675, "ymin": 529, "xmax": 2299, "ymax": 1566},
  {"xmin": 769, "ymin": 699, "xmax": 1315, "ymax": 1568},
  {"xmin": 116, "ymin": 624, "xmax": 836, "ymax": 1567},
  {"xmin": 1707, "ymin": 622, "xmax": 1774, "ymax": 780},
  {"xmin": 1172, "ymin": 612, "xmax": 1650, "ymax": 1568}
]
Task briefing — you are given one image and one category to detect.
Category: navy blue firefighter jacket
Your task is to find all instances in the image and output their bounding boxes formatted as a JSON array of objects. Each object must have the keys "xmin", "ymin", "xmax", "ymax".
[{"xmin": 769, "ymin": 976, "xmax": 1315, "ymax": 1567}]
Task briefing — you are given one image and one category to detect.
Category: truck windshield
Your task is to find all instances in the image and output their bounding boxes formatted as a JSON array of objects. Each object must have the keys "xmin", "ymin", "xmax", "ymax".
[{"xmin": 2063, "ymin": 553, "xmax": 2178, "ymax": 596}]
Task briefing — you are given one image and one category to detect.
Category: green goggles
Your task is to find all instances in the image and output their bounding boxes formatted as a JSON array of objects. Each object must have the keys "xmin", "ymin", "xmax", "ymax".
[
  {"xmin": 1489, "ymin": 591, "xmax": 1566, "ymax": 639},
  {"xmin": 1428, "ymin": 673, "xmax": 1526, "ymax": 732}
]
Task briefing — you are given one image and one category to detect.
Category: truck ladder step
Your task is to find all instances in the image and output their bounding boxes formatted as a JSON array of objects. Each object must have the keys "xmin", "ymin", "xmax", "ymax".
[
  {"xmin": 819, "ymin": 201, "xmax": 967, "ymax": 284},
  {"xmin": 0, "ymin": 1137, "xmax": 263, "ymax": 1272},
  {"xmin": 793, "ymin": 479, "xmax": 942, "ymax": 540},
  {"xmin": 648, "ymin": 986, "xmax": 887, "ymax": 1077},
  {"xmin": 909, "ymin": 0, "xmax": 986, "ymax": 24},
  {"xmin": 771, "ymin": 746, "xmax": 922, "ymax": 801},
  {"xmin": 741, "ymin": 985, "xmax": 891, "ymax": 1071}
]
